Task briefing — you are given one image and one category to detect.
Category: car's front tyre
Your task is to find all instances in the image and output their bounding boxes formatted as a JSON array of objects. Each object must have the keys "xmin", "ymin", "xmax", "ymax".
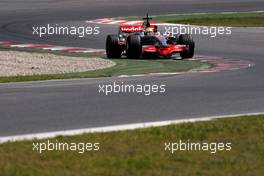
[
  {"xmin": 126, "ymin": 35, "xmax": 142, "ymax": 59},
  {"xmin": 179, "ymin": 34, "xmax": 195, "ymax": 59}
]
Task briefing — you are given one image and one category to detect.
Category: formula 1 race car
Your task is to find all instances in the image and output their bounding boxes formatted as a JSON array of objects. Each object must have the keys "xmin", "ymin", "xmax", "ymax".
[{"xmin": 106, "ymin": 14, "xmax": 195, "ymax": 59}]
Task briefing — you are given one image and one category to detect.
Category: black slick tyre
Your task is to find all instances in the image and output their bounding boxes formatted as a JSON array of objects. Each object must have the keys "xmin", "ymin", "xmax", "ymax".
[
  {"xmin": 106, "ymin": 35, "xmax": 122, "ymax": 58},
  {"xmin": 126, "ymin": 35, "xmax": 142, "ymax": 59},
  {"xmin": 179, "ymin": 34, "xmax": 195, "ymax": 59}
]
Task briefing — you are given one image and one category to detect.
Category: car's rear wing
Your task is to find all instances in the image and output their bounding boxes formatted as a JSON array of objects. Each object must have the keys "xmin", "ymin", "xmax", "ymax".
[{"xmin": 119, "ymin": 25, "xmax": 157, "ymax": 33}]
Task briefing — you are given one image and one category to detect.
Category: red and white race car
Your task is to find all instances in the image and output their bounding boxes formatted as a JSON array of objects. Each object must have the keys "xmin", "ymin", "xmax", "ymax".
[{"xmin": 106, "ymin": 14, "xmax": 195, "ymax": 59}]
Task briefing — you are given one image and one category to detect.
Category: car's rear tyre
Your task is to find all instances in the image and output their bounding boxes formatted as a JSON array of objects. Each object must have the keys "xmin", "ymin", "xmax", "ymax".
[
  {"xmin": 127, "ymin": 35, "xmax": 142, "ymax": 59},
  {"xmin": 106, "ymin": 35, "xmax": 122, "ymax": 58},
  {"xmin": 179, "ymin": 34, "xmax": 195, "ymax": 59}
]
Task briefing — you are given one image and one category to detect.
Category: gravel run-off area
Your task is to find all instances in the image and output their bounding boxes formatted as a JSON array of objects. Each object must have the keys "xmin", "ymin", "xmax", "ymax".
[{"xmin": 0, "ymin": 51, "xmax": 115, "ymax": 77}]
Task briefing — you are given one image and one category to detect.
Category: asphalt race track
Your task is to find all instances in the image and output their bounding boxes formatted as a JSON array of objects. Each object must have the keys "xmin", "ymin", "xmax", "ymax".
[{"xmin": 0, "ymin": 0, "xmax": 264, "ymax": 136}]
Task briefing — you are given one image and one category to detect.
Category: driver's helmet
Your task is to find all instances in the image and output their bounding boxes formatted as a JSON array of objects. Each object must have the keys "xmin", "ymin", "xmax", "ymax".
[{"xmin": 144, "ymin": 27, "xmax": 154, "ymax": 35}]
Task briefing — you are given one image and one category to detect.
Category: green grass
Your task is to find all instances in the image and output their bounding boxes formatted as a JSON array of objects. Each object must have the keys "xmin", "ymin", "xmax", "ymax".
[
  {"xmin": 119, "ymin": 12, "xmax": 264, "ymax": 27},
  {"xmin": 0, "ymin": 115, "xmax": 263, "ymax": 175},
  {"xmin": 0, "ymin": 46, "xmax": 209, "ymax": 83}
]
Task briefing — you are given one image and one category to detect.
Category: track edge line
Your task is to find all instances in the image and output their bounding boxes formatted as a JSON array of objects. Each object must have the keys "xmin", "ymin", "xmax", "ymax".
[{"xmin": 1, "ymin": 112, "xmax": 264, "ymax": 144}]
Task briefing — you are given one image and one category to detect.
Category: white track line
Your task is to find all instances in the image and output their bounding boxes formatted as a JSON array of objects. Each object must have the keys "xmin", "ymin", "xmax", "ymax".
[{"xmin": 0, "ymin": 112, "xmax": 263, "ymax": 144}]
